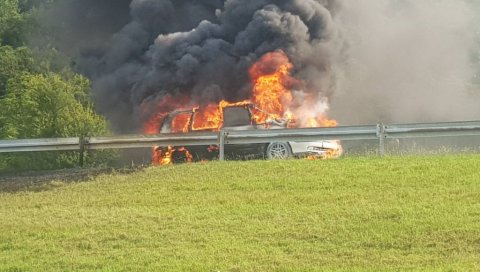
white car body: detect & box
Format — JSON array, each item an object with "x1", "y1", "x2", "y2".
[{"x1": 288, "y1": 141, "x2": 342, "y2": 158}]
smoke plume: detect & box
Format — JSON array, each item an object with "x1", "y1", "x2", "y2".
[
  {"x1": 74, "y1": 0, "x2": 343, "y2": 132},
  {"x1": 43, "y1": 0, "x2": 480, "y2": 132}
]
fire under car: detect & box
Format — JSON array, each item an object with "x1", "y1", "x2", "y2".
[{"x1": 156, "y1": 103, "x2": 342, "y2": 163}]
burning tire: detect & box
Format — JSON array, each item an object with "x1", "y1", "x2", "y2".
[
  {"x1": 266, "y1": 142, "x2": 292, "y2": 160},
  {"x1": 172, "y1": 147, "x2": 194, "y2": 164}
]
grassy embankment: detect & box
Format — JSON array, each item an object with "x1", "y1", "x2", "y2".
[{"x1": 0, "y1": 155, "x2": 479, "y2": 271}]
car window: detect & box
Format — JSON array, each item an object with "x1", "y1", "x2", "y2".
[
  {"x1": 223, "y1": 107, "x2": 252, "y2": 127},
  {"x1": 160, "y1": 112, "x2": 192, "y2": 134},
  {"x1": 171, "y1": 113, "x2": 192, "y2": 133},
  {"x1": 192, "y1": 105, "x2": 221, "y2": 131}
]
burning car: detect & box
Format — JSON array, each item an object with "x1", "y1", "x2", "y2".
[
  {"x1": 145, "y1": 51, "x2": 343, "y2": 165},
  {"x1": 154, "y1": 102, "x2": 342, "y2": 164}
]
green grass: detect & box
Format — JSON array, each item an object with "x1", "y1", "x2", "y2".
[{"x1": 0, "y1": 155, "x2": 479, "y2": 271}]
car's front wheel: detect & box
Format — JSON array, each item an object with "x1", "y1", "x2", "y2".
[{"x1": 266, "y1": 142, "x2": 292, "y2": 160}]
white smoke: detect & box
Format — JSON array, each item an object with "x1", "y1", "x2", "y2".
[{"x1": 330, "y1": 0, "x2": 480, "y2": 125}]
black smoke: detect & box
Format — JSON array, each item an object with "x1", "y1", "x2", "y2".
[
  {"x1": 33, "y1": 0, "x2": 131, "y2": 55},
  {"x1": 74, "y1": 0, "x2": 342, "y2": 132}
]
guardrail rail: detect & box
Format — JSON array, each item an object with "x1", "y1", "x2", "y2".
[{"x1": 1, "y1": 121, "x2": 480, "y2": 165}]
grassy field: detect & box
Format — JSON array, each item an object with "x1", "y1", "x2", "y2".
[{"x1": 0, "y1": 155, "x2": 479, "y2": 271}]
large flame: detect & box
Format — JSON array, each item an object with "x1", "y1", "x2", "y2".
[
  {"x1": 147, "y1": 50, "x2": 341, "y2": 165},
  {"x1": 249, "y1": 51, "x2": 294, "y2": 122}
]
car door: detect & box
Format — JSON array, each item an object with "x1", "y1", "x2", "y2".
[{"x1": 222, "y1": 106, "x2": 264, "y2": 157}]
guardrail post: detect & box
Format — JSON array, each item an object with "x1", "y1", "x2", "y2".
[
  {"x1": 79, "y1": 136, "x2": 85, "y2": 167},
  {"x1": 219, "y1": 130, "x2": 226, "y2": 161},
  {"x1": 377, "y1": 123, "x2": 386, "y2": 156}
]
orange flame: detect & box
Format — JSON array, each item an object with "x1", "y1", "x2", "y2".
[
  {"x1": 249, "y1": 51, "x2": 294, "y2": 122},
  {"x1": 172, "y1": 113, "x2": 191, "y2": 133},
  {"x1": 192, "y1": 104, "x2": 222, "y2": 131},
  {"x1": 152, "y1": 146, "x2": 174, "y2": 166},
  {"x1": 307, "y1": 147, "x2": 343, "y2": 161},
  {"x1": 307, "y1": 116, "x2": 338, "y2": 128},
  {"x1": 152, "y1": 146, "x2": 194, "y2": 166}
]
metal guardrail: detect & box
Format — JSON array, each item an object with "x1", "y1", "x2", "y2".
[
  {"x1": 1, "y1": 121, "x2": 480, "y2": 165},
  {"x1": 384, "y1": 121, "x2": 480, "y2": 138},
  {"x1": 223, "y1": 125, "x2": 379, "y2": 144},
  {"x1": 86, "y1": 132, "x2": 219, "y2": 150},
  {"x1": 0, "y1": 138, "x2": 80, "y2": 153}
]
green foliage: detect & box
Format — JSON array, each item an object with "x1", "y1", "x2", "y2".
[
  {"x1": 0, "y1": 0, "x2": 32, "y2": 47},
  {"x1": 0, "y1": 73, "x2": 108, "y2": 139},
  {"x1": 0, "y1": 45, "x2": 35, "y2": 97},
  {"x1": 0, "y1": 0, "x2": 21, "y2": 35},
  {"x1": 0, "y1": 73, "x2": 116, "y2": 170},
  {"x1": 0, "y1": 155, "x2": 479, "y2": 271}
]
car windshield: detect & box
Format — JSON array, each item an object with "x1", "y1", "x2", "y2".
[
  {"x1": 161, "y1": 112, "x2": 191, "y2": 133},
  {"x1": 223, "y1": 107, "x2": 252, "y2": 127}
]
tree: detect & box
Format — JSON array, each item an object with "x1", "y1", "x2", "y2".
[
  {"x1": 0, "y1": 45, "x2": 35, "y2": 97},
  {"x1": 0, "y1": 0, "x2": 21, "y2": 34},
  {"x1": 0, "y1": 73, "x2": 115, "y2": 170},
  {"x1": 0, "y1": 0, "x2": 30, "y2": 47}
]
